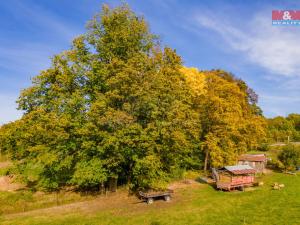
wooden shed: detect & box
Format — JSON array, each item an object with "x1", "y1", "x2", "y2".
[
  {"x1": 238, "y1": 154, "x2": 267, "y2": 173},
  {"x1": 212, "y1": 165, "x2": 256, "y2": 191}
]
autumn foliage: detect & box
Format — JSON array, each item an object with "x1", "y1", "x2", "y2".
[{"x1": 0, "y1": 4, "x2": 266, "y2": 191}]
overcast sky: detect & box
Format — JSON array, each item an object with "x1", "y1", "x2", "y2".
[{"x1": 1, "y1": 0, "x2": 300, "y2": 124}]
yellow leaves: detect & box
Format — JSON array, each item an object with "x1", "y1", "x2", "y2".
[
  {"x1": 1, "y1": 2, "x2": 271, "y2": 191},
  {"x1": 171, "y1": 130, "x2": 188, "y2": 149},
  {"x1": 198, "y1": 70, "x2": 267, "y2": 167},
  {"x1": 97, "y1": 108, "x2": 135, "y2": 130},
  {"x1": 180, "y1": 67, "x2": 206, "y2": 97},
  {"x1": 205, "y1": 133, "x2": 223, "y2": 167},
  {"x1": 27, "y1": 145, "x2": 49, "y2": 153}
]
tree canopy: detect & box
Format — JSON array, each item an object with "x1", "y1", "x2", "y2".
[
  {"x1": 267, "y1": 114, "x2": 300, "y2": 143},
  {"x1": 0, "y1": 4, "x2": 267, "y2": 191}
]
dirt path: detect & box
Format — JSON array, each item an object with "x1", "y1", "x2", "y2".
[
  {"x1": 0, "y1": 176, "x2": 25, "y2": 192},
  {"x1": 0, "y1": 161, "x2": 11, "y2": 169},
  {"x1": 4, "y1": 191, "x2": 141, "y2": 219},
  {"x1": 3, "y1": 179, "x2": 202, "y2": 220},
  {"x1": 0, "y1": 161, "x2": 25, "y2": 192}
]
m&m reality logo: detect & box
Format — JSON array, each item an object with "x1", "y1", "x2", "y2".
[{"x1": 272, "y1": 10, "x2": 300, "y2": 25}]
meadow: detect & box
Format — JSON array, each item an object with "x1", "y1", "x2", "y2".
[{"x1": 1, "y1": 172, "x2": 299, "y2": 225}]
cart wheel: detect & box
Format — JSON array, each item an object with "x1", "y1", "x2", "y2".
[
  {"x1": 164, "y1": 195, "x2": 171, "y2": 202},
  {"x1": 147, "y1": 198, "x2": 154, "y2": 204}
]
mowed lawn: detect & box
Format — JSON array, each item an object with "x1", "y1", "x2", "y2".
[{"x1": 1, "y1": 172, "x2": 299, "y2": 225}]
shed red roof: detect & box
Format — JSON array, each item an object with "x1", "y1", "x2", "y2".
[
  {"x1": 224, "y1": 165, "x2": 256, "y2": 175},
  {"x1": 238, "y1": 154, "x2": 266, "y2": 162},
  {"x1": 229, "y1": 169, "x2": 256, "y2": 175}
]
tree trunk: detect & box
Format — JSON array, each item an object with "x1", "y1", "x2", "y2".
[
  {"x1": 99, "y1": 182, "x2": 105, "y2": 194},
  {"x1": 109, "y1": 177, "x2": 117, "y2": 192},
  {"x1": 127, "y1": 162, "x2": 133, "y2": 185},
  {"x1": 204, "y1": 149, "x2": 209, "y2": 171}
]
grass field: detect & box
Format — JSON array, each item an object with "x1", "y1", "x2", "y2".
[{"x1": 0, "y1": 172, "x2": 299, "y2": 225}]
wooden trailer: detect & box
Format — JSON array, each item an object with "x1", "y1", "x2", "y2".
[
  {"x1": 139, "y1": 189, "x2": 173, "y2": 204},
  {"x1": 212, "y1": 165, "x2": 256, "y2": 191}
]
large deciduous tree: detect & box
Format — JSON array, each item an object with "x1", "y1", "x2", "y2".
[
  {"x1": 0, "y1": 4, "x2": 267, "y2": 190},
  {"x1": 1, "y1": 4, "x2": 199, "y2": 190},
  {"x1": 182, "y1": 68, "x2": 266, "y2": 169}
]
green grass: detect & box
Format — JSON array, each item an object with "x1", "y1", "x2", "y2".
[
  {"x1": 0, "y1": 167, "x2": 9, "y2": 176},
  {"x1": 1, "y1": 172, "x2": 299, "y2": 225},
  {"x1": 0, "y1": 190, "x2": 96, "y2": 215},
  {"x1": 0, "y1": 154, "x2": 9, "y2": 162}
]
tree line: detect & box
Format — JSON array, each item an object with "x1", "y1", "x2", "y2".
[
  {"x1": 267, "y1": 114, "x2": 300, "y2": 143},
  {"x1": 0, "y1": 4, "x2": 267, "y2": 191}
]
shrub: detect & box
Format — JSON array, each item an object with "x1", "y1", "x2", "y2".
[
  {"x1": 132, "y1": 155, "x2": 169, "y2": 190},
  {"x1": 267, "y1": 158, "x2": 284, "y2": 170},
  {"x1": 0, "y1": 167, "x2": 9, "y2": 176},
  {"x1": 257, "y1": 143, "x2": 270, "y2": 152},
  {"x1": 278, "y1": 145, "x2": 300, "y2": 171}
]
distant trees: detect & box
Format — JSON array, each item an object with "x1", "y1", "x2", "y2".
[
  {"x1": 0, "y1": 4, "x2": 267, "y2": 191},
  {"x1": 287, "y1": 114, "x2": 300, "y2": 141},
  {"x1": 267, "y1": 114, "x2": 300, "y2": 142}
]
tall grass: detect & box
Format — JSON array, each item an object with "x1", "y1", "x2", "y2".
[{"x1": 0, "y1": 190, "x2": 96, "y2": 215}]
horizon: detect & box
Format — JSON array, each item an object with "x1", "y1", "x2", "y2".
[{"x1": 1, "y1": 0, "x2": 300, "y2": 124}]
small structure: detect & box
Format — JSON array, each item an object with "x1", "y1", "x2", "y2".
[
  {"x1": 138, "y1": 189, "x2": 173, "y2": 204},
  {"x1": 238, "y1": 154, "x2": 267, "y2": 173},
  {"x1": 212, "y1": 165, "x2": 256, "y2": 191}
]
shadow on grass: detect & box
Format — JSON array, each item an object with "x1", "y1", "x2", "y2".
[{"x1": 195, "y1": 176, "x2": 217, "y2": 190}]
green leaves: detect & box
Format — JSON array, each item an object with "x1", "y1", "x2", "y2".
[
  {"x1": 268, "y1": 114, "x2": 300, "y2": 142},
  {"x1": 86, "y1": 4, "x2": 156, "y2": 62},
  {"x1": 0, "y1": 4, "x2": 267, "y2": 191},
  {"x1": 278, "y1": 145, "x2": 300, "y2": 171},
  {"x1": 132, "y1": 155, "x2": 168, "y2": 190},
  {"x1": 71, "y1": 159, "x2": 107, "y2": 188}
]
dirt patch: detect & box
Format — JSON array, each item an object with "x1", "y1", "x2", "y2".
[
  {"x1": 4, "y1": 190, "x2": 171, "y2": 220},
  {"x1": 3, "y1": 179, "x2": 203, "y2": 220},
  {"x1": 263, "y1": 169, "x2": 274, "y2": 174},
  {"x1": 0, "y1": 176, "x2": 25, "y2": 192},
  {"x1": 168, "y1": 179, "x2": 202, "y2": 190},
  {"x1": 0, "y1": 161, "x2": 12, "y2": 169}
]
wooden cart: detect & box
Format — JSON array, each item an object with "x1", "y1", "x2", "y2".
[{"x1": 138, "y1": 189, "x2": 174, "y2": 204}]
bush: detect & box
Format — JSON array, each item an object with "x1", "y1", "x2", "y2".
[
  {"x1": 257, "y1": 143, "x2": 270, "y2": 152},
  {"x1": 0, "y1": 167, "x2": 9, "y2": 176},
  {"x1": 278, "y1": 145, "x2": 300, "y2": 171},
  {"x1": 71, "y1": 159, "x2": 107, "y2": 189},
  {"x1": 267, "y1": 158, "x2": 284, "y2": 170},
  {"x1": 132, "y1": 155, "x2": 169, "y2": 190}
]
